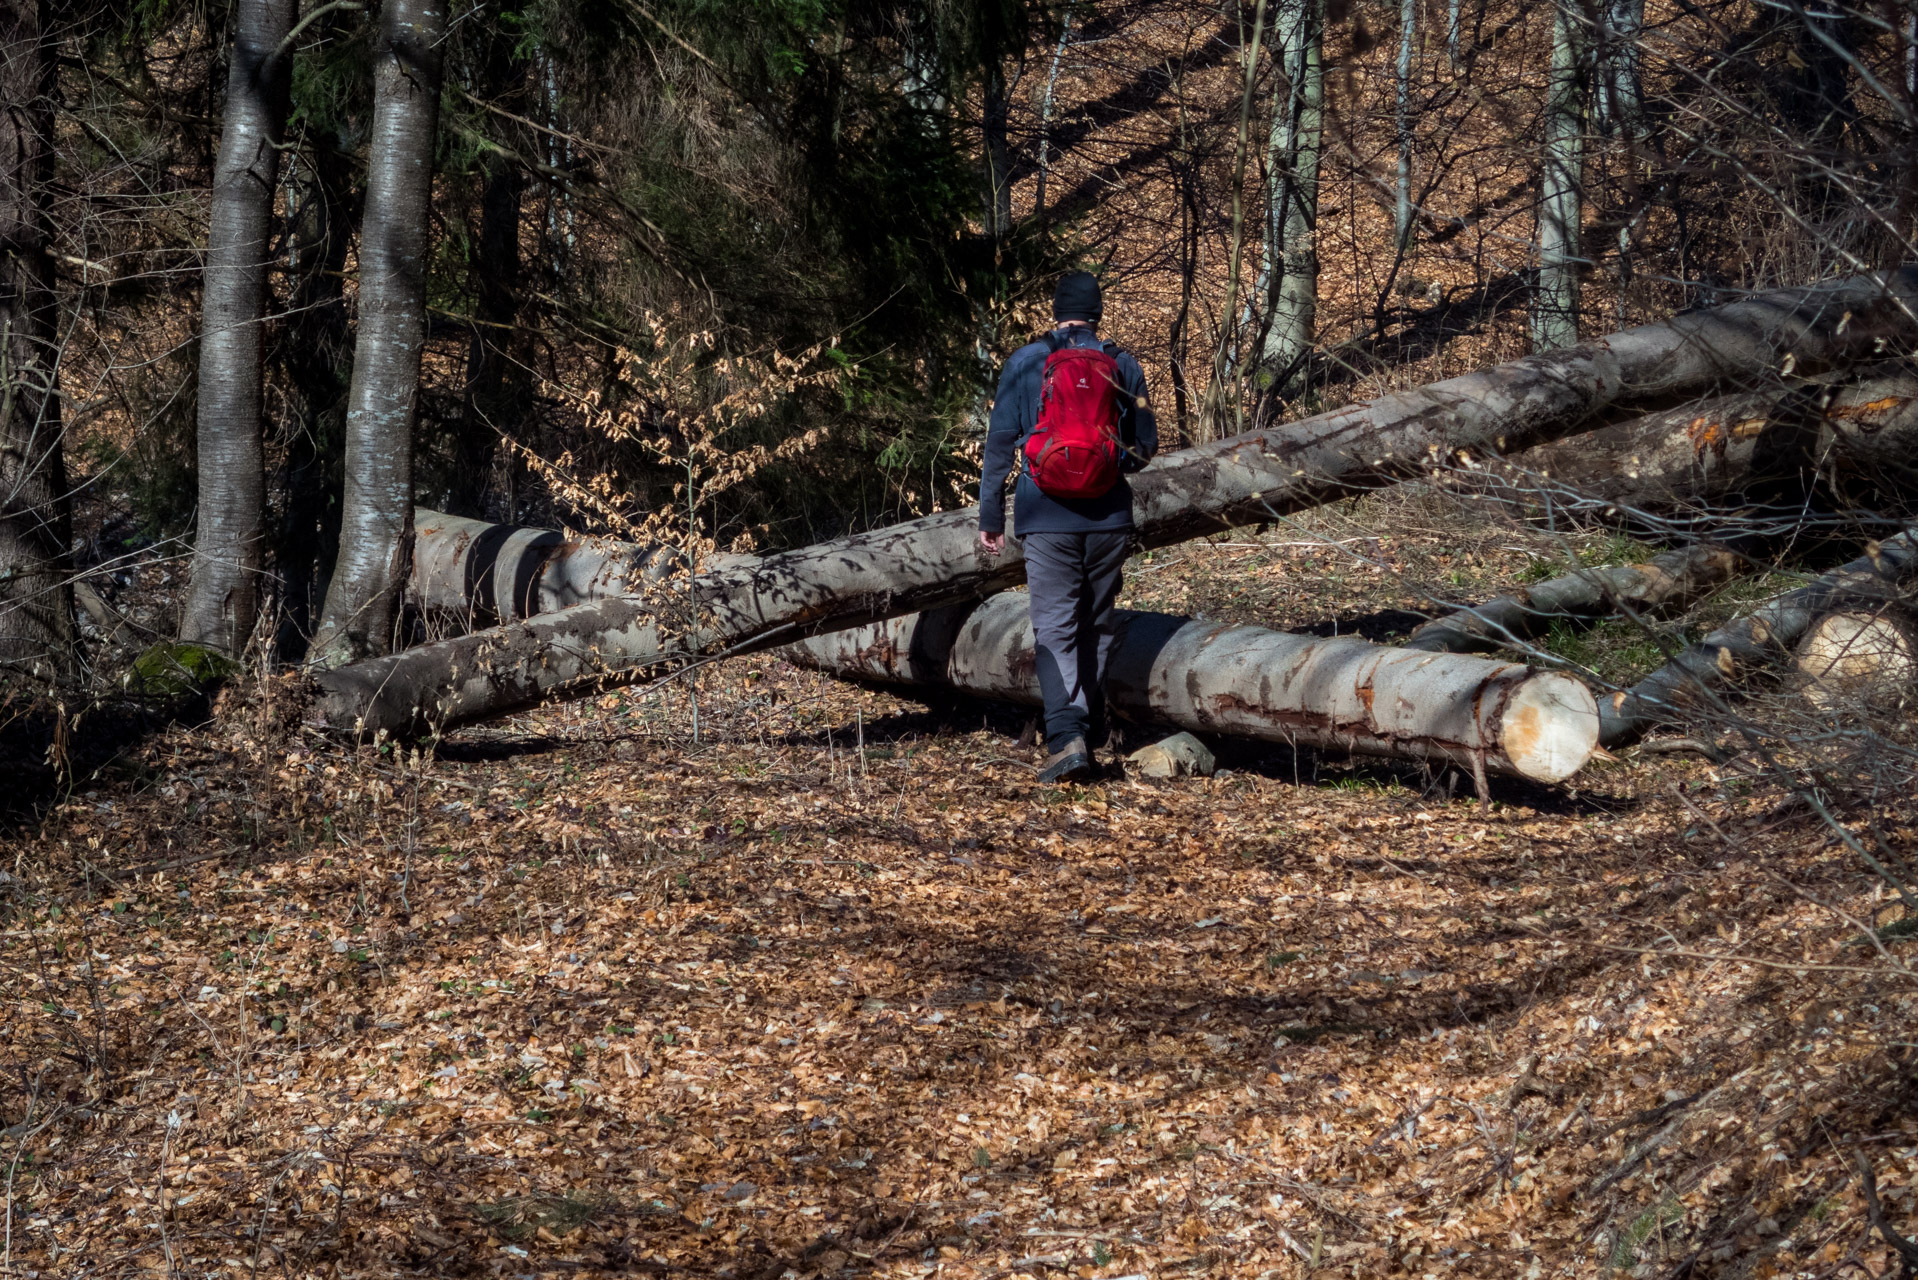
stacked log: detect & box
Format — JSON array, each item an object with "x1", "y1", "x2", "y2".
[
  {"x1": 410, "y1": 508, "x2": 742, "y2": 624},
  {"x1": 315, "y1": 271, "x2": 1918, "y2": 736},
  {"x1": 1600, "y1": 529, "x2": 1918, "y2": 746},
  {"x1": 788, "y1": 595, "x2": 1599, "y2": 783},
  {"x1": 1795, "y1": 612, "x2": 1918, "y2": 711},
  {"x1": 1461, "y1": 366, "x2": 1918, "y2": 522},
  {"x1": 1404, "y1": 542, "x2": 1742, "y2": 655}
]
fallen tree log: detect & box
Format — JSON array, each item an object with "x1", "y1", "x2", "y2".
[
  {"x1": 1461, "y1": 365, "x2": 1918, "y2": 522},
  {"x1": 786, "y1": 594, "x2": 1599, "y2": 783},
  {"x1": 1795, "y1": 610, "x2": 1918, "y2": 711},
  {"x1": 1403, "y1": 542, "x2": 1742, "y2": 655},
  {"x1": 410, "y1": 508, "x2": 740, "y2": 623},
  {"x1": 1599, "y1": 529, "x2": 1918, "y2": 746},
  {"x1": 317, "y1": 271, "x2": 1918, "y2": 735}
]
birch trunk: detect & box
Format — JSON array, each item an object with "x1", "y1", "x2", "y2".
[
  {"x1": 1258, "y1": 0, "x2": 1323, "y2": 399},
  {"x1": 1033, "y1": 6, "x2": 1074, "y2": 222},
  {"x1": 312, "y1": 0, "x2": 446, "y2": 668},
  {"x1": 1599, "y1": 529, "x2": 1918, "y2": 745},
  {"x1": 0, "y1": 0, "x2": 75, "y2": 685},
  {"x1": 1404, "y1": 542, "x2": 1741, "y2": 654},
  {"x1": 314, "y1": 272, "x2": 1918, "y2": 735},
  {"x1": 1394, "y1": 0, "x2": 1416, "y2": 254},
  {"x1": 1532, "y1": 0, "x2": 1587, "y2": 352},
  {"x1": 786, "y1": 595, "x2": 1598, "y2": 783},
  {"x1": 181, "y1": 0, "x2": 296, "y2": 656},
  {"x1": 1596, "y1": 0, "x2": 1643, "y2": 136}
]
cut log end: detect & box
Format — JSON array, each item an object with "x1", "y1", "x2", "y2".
[
  {"x1": 1796, "y1": 611, "x2": 1917, "y2": 710},
  {"x1": 1498, "y1": 671, "x2": 1600, "y2": 783}
]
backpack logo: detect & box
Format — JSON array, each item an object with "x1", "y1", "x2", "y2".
[{"x1": 1025, "y1": 346, "x2": 1124, "y2": 501}]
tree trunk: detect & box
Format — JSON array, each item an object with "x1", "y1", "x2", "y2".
[
  {"x1": 0, "y1": 0, "x2": 75, "y2": 686},
  {"x1": 1599, "y1": 528, "x2": 1918, "y2": 746},
  {"x1": 785, "y1": 595, "x2": 1599, "y2": 784},
  {"x1": 180, "y1": 0, "x2": 296, "y2": 657},
  {"x1": 1258, "y1": 0, "x2": 1323, "y2": 400},
  {"x1": 1033, "y1": 6, "x2": 1074, "y2": 224},
  {"x1": 983, "y1": 61, "x2": 1012, "y2": 241},
  {"x1": 1393, "y1": 0, "x2": 1416, "y2": 254},
  {"x1": 311, "y1": 0, "x2": 446, "y2": 668},
  {"x1": 1595, "y1": 0, "x2": 1643, "y2": 136},
  {"x1": 1404, "y1": 542, "x2": 1742, "y2": 654},
  {"x1": 1461, "y1": 367, "x2": 1918, "y2": 520},
  {"x1": 1531, "y1": 0, "x2": 1587, "y2": 352},
  {"x1": 313, "y1": 272, "x2": 1918, "y2": 735},
  {"x1": 275, "y1": 138, "x2": 356, "y2": 662}
]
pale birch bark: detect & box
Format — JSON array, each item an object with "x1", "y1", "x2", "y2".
[
  {"x1": 1258, "y1": 0, "x2": 1323, "y2": 398},
  {"x1": 181, "y1": 0, "x2": 296, "y2": 656},
  {"x1": 1532, "y1": 0, "x2": 1588, "y2": 352},
  {"x1": 313, "y1": 272, "x2": 1918, "y2": 735},
  {"x1": 1394, "y1": 0, "x2": 1416, "y2": 254},
  {"x1": 312, "y1": 0, "x2": 446, "y2": 668},
  {"x1": 409, "y1": 508, "x2": 742, "y2": 624},
  {"x1": 1033, "y1": 5, "x2": 1074, "y2": 222},
  {"x1": 1599, "y1": 528, "x2": 1918, "y2": 745},
  {"x1": 786, "y1": 595, "x2": 1599, "y2": 783},
  {"x1": 1596, "y1": 0, "x2": 1643, "y2": 137}
]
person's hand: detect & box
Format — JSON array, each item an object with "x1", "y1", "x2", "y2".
[{"x1": 978, "y1": 530, "x2": 1005, "y2": 555}]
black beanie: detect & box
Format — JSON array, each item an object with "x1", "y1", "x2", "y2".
[{"x1": 1053, "y1": 270, "x2": 1103, "y2": 324}]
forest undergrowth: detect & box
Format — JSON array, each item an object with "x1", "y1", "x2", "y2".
[{"x1": 3, "y1": 497, "x2": 1916, "y2": 1280}]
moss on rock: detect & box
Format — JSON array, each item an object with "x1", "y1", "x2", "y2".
[{"x1": 128, "y1": 643, "x2": 238, "y2": 702}]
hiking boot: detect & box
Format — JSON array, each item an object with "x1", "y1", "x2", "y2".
[{"x1": 1038, "y1": 737, "x2": 1093, "y2": 784}]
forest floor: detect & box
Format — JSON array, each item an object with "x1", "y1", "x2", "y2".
[{"x1": 4, "y1": 491, "x2": 1917, "y2": 1280}]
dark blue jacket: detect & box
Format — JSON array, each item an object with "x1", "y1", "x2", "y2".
[{"x1": 979, "y1": 325, "x2": 1159, "y2": 536}]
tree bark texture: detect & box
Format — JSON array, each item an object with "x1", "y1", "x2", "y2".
[
  {"x1": 312, "y1": 0, "x2": 446, "y2": 668},
  {"x1": 784, "y1": 595, "x2": 1599, "y2": 783},
  {"x1": 1459, "y1": 367, "x2": 1918, "y2": 522},
  {"x1": 181, "y1": 0, "x2": 296, "y2": 656},
  {"x1": 1599, "y1": 528, "x2": 1918, "y2": 746},
  {"x1": 1404, "y1": 541, "x2": 1742, "y2": 654},
  {"x1": 315, "y1": 272, "x2": 1918, "y2": 735},
  {"x1": 0, "y1": 0, "x2": 75, "y2": 684},
  {"x1": 1531, "y1": 0, "x2": 1587, "y2": 352},
  {"x1": 1258, "y1": 0, "x2": 1323, "y2": 399},
  {"x1": 275, "y1": 138, "x2": 356, "y2": 661},
  {"x1": 983, "y1": 62, "x2": 1012, "y2": 241}
]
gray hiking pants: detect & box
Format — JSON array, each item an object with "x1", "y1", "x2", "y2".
[{"x1": 1023, "y1": 530, "x2": 1131, "y2": 754}]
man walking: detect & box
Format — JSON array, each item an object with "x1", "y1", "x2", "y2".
[{"x1": 978, "y1": 271, "x2": 1159, "y2": 783}]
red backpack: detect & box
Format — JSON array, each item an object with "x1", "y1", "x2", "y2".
[{"x1": 1023, "y1": 339, "x2": 1124, "y2": 500}]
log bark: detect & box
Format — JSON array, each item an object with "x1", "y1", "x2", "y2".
[
  {"x1": 181, "y1": 0, "x2": 296, "y2": 656},
  {"x1": 409, "y1": 508, "x2": 741, "y2": 625},
  {"x1": 1403, "y1": 542, "x2": 1742, "y2": 654},
  {"x1": 1600, "y1": 529, "x2": 1918, "y2": 745},
  {"x1": 315, "y1": 273, "x2": 1918, "y2": 735},
  {"x1": 311, "y1": 0, "x2": 446, "y2": 668},
  {"x1": 785, "y1": 595, "x2": 1598, "y2": 783},
  {"x1": 1464, "y1": 366, "x2": 1918, "y2": 520},
  {"x1": 1795, "y1": 610, "x2": 1917, "y2": 711}
]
